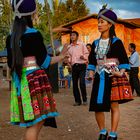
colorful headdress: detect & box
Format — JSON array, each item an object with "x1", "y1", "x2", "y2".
[
  {"x1": 98, "y1": 5, "x2": 117, "y2": 24},
  {"x1": 12, "y1": 0, "x2": 36, "y2": 18}
]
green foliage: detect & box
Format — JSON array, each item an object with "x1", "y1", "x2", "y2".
[
  {"x1": 0, "y1": 0, "x2": 12, "y2": 50},
  {"x1": 51, "y1": 0, "x2": 89, "y2": 39},
  {"x1": 35, "y1": 0, "x2": 89, "y2": 44},
  {"x1": 52, "y1": 0, "x2": 89, "y2": 27},
  {"x1": 35, "y1": 0, "x2": 50, "y2": 45},
  {"x1": 102, "y1": 3, "x2": 108, "y2": 9},
  {"x1": 0, "y1": 0, "x2": 89, "y2": 49}
]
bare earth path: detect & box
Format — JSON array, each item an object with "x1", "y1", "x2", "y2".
[{"x1": 0, "y1": 75, "x2": 140, "y2": 140}]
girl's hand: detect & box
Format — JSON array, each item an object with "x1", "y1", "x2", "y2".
[
  {"x1": 86, "y1": 70, "x2": 95, "y2": 81},
  {"x1": 111, "y1": 71, "x2": 124, "y2": 77},
  {"x1": 86, "y1": 77, "x2": 93, "y2": 81}
]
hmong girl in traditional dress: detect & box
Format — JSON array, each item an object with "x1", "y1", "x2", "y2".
[
  {"x1": 87, "y1": 6, "x2": 133, "y2": 140},
  {"x1": 6, "y1": 0, "x2": 68, "y2": 140}
]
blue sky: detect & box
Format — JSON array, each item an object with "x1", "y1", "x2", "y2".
[{"x1": 39, "y1": 0, "x2": 140, "y2": 19}]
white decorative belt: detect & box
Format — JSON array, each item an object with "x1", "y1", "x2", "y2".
[
  {"x1": 96, "y1": 58, "x2": 119, "y2": 74},
  {"x1": 23, "y1": 56, "x2": 39, "y2": 70},
  {"x1": 25, "y1": 66, "x2": 39, "y2": 70},
  {"x1": 97, "y1": 58, "x2": 119, "y2": 66}
]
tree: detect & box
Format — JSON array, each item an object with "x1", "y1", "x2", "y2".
[
  {"x1": 73, "y1": 0, "x2": 89, "y2": 17},
  {"x1": 0, "y1": 0, "x2": 89, "y2": 50},
  {"x1": 52, "y1": 0, "x2": 89, "y2": 27},
  {"x1": 44, "y1": 0, "x2": 55, "y2": 56},
  {"x1": 34, "y1": 0, "x2": 50, "y2": 45},
  {"x1": 0, "y1": 0, "x2": 12, "y2": 50},
  {"x1": 51, "y1": 0, "x2": 89, "y2": 39}
]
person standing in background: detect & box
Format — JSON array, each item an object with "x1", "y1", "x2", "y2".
[
  {"x1": 59, "y1": 62, "x2": 72, "y2": 88},
  {"x1": 85, "y1": 43, "x2": 93, "y2": 84},
  {"x1": 67, "y1": 31, "x2": 89, "y2": 106},
  {"x1": 128, "y1": 43, "x2": 140, "y2": 96},
  {"x1": 86, "y1": 43, "x2": 92, "y2": 53}
]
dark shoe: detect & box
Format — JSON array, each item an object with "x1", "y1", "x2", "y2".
[
  {"x1": 73, "y1": 102, "x2": 81, "y2": 106},
  {"x1": 98, "y1": 133, "x2": 108, "y2": 140},
  {"x1": 108, "y1": 136, "x2": 117, "y2": 140}
]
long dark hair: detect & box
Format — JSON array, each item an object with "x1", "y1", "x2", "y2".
[
  {"x1": 108, "y1": 24, "x2": 116, "y2": 52},
  {"x1": 11, "y1": 15, "x2": 33, "y2": 79},
  {"x1": 104, "y1": 24, "x2": 116, "y2": 48},
  {"x1": 109, "y1": 25, "x2": 116, "y2": 39}
]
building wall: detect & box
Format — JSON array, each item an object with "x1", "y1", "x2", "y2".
[{"x1": 61, "y1": 18, "x2": 140, "y2": 55}]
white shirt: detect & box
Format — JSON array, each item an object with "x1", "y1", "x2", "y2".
[
  {"x1": 95, "y1": 38, "x2": 109, "y2": 59},
  {"x1": 129, "y1": 51, "x2": 140, "y2": 67}
]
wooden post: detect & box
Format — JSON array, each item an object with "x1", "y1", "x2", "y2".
[
  {"x1": 44, "y1": 1, "x2": 59, "y2": 93},
  {"x1": 44, "y1": 0, "x2": 56, "y2": 56}
]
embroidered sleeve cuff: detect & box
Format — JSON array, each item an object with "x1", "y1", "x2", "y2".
[
  {"x1": 87, "y1": 64, "x2": 96, "y2": 71},
  {"x1": 41, "y1": 55, "x2": 51, "y2": 69},
  {"x1": 118, "y1": 64, "x2": 130, "y2": 70}
]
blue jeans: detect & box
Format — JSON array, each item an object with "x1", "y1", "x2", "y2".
[{"x1": 64, "y1": 75, "x2": 72, "y2": 88}]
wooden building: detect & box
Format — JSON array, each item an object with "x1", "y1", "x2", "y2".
[{"x1": 53, "y1": 14, "x2": 140, "y2": 55}]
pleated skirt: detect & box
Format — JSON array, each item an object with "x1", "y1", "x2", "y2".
[{"x1": 11, "y1": 69, "x2": 59, "y2": 127}]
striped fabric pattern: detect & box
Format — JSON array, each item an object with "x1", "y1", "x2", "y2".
[{"x1": 11, "y1": 69, "x2": 59, "y2": 127}]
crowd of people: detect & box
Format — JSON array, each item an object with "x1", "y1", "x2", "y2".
[{"x1": 4, "y1": 0, "x2": 139, "y2": 140}]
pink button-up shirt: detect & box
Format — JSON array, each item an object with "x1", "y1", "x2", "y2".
[{"x1": 68, "y1": 41, "x2": 89, "y2": 66}]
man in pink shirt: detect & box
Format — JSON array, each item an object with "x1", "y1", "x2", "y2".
[{"x1": 67, "y1": 31, "x2": 89, "y2": 106}]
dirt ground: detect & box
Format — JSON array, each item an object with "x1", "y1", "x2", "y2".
[{"x1": 0, "y1": 71, "x2": 140, "y2": 140}]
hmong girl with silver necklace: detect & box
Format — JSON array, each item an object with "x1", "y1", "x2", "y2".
[
  {"x1": 6, "y1": 0, "x2": 68, "y2": 140},
  {"x1": 87, "y1": 6, "x2": 133, "y2": 140}
]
